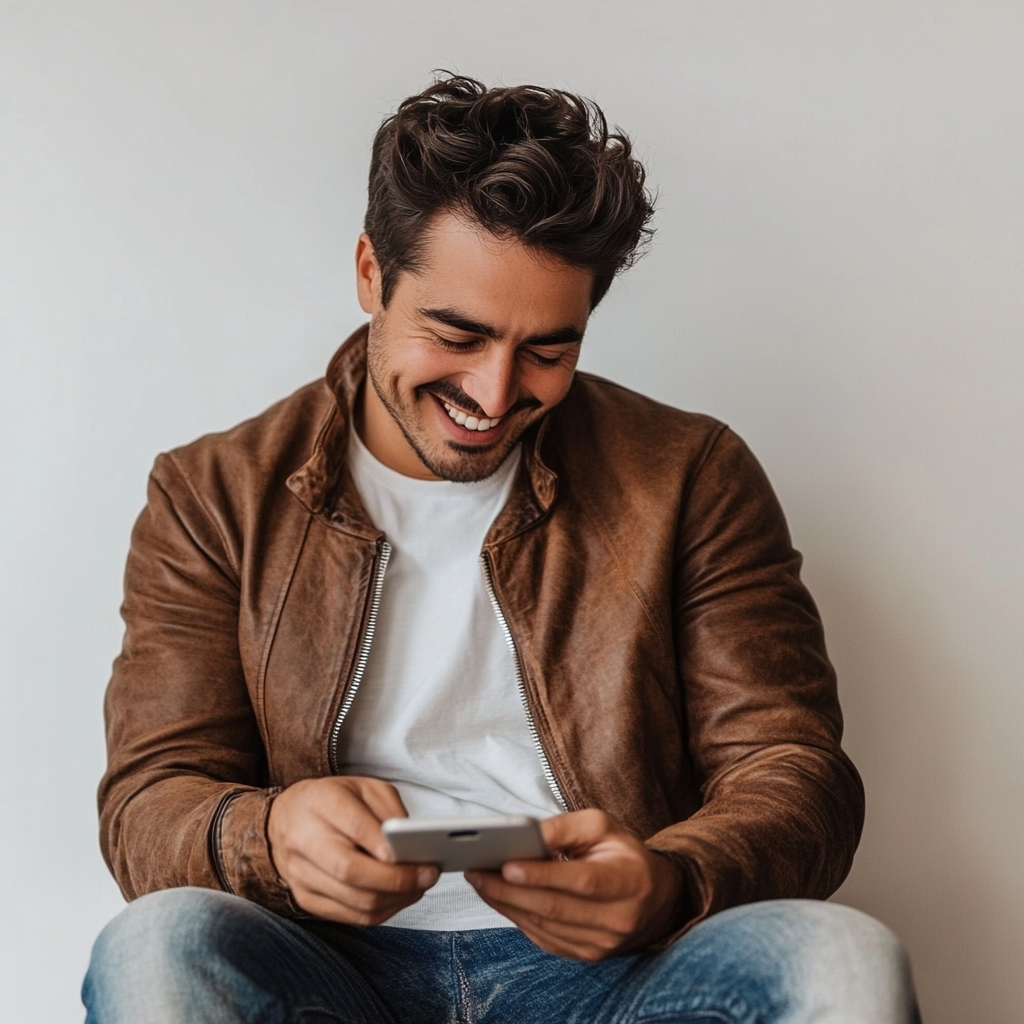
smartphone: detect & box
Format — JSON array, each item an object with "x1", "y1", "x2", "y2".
[{"x1": 381, "y1": 814, "x2": 550, "y2": 872}]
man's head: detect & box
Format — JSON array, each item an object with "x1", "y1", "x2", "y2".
[{"x1": 355, "y1": 74, "x2": 654, "y2": 482}]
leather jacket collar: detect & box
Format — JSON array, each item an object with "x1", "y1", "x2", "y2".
[{"x1": 286, "y1": 324, "x2": 559, "y2": 544}]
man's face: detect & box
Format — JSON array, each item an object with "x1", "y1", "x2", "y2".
[{"x1": 355, "y1": 212, "x2": 593, "y2": 482}]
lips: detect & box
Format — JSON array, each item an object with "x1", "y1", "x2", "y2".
[
  {"x1": 440, "y1": 400, "x2": 502, "y2": 432},
  {"x1": 428, "y1": 393, "x2": 506, "y2": 443}
]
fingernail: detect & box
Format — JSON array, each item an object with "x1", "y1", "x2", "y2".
[
  {"x1": 416, "y1": 867, "x2": 435, "y2": 888},
  {"x1": 504, "y1": 865, "x2": 525, "y2": 884}
]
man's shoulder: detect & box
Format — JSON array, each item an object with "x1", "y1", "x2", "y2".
[
  {"x1": 153, "y1": 376, "x2": 333, "y2": 503},
  {"x1": 555, "y1": 371, "x2": 730, "y2": 473},
  {"x1": 551, "y1": 372, "x2": 783, "y2": 551}
]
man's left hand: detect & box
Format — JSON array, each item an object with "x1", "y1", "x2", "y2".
[{"x1": 465, "y1": 809, "x2": 685, "y2": 961}]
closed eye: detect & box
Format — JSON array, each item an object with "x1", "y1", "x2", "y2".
[
  {"x1": 434, "y1": 335, "x2": 482, "y2": 353},
  {"x1": 523, "y1": 348, "x2": 568, "y2": 367},
  {"x1": 433, "y1": 333, "x2": 575, "y2": 368}
]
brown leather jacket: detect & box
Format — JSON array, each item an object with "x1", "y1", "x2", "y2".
[{"x1": 100, "y1": 325, "x2": 864, "y2": 940}]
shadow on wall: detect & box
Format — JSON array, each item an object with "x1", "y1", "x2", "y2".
[{"x1": 817, "y1": 564, "x2": 1023, "y2": 1024}]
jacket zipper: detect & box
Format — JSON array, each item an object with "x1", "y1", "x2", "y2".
[
  {"x1": 329, "y1": 538, "x2": 392, "y2": 774},
  {"x1": 480, "y1": 552, "x2": 567, "y2": 811}
]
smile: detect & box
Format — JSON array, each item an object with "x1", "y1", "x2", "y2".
[{"x1": 441, "y1": 401, "x2": 503, "y2": 433}]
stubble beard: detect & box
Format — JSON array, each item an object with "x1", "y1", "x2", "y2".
[{"x1": 365, "y1": 335, "x2": 535, "y2": 484}]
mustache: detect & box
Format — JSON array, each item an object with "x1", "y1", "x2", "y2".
[{"x1": 417, "y1": 380, "x2": 541, "y2": 419}]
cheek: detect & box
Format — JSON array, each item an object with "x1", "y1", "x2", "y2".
[
  {"x1": 389, "y1": 339, "x2": 458, "y2": 391},
  {"x1": 524, "y1": 365, "x2": 577, "y2": 408}
]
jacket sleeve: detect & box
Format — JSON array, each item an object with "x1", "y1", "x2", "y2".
[
  {"x1": 647, "y1": 426, "x2": 865, "y2": 940},
  {"x1": 98, "y1": 452, "x2": 294, "y2": 913}
]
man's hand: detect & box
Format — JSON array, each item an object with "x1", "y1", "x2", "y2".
[
  {"x1": 267, "y1": 776, "x2": 439, "y2": 924},
  {"x1": 465, "y1": 809, "x2": 685, "y2": 961}
]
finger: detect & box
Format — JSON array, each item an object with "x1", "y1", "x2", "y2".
[
  {"x1": 347, "y1": 777, "x2": 409, "y2": 824},
  {"x1": 475, "y1": 893, "x2": 615, "y2": 962},
  {"x1": 514, "y1": 909, "x2": 627, "y2": 956},
  {"x1": 294, "y1": 858, "x2": 432, "y2": 915},
  {"x1": 286, "y1": 851, "x2": 435, "y2": 925},
  {"x1": 298, "y1": 839, "x2": 438, "y2": 895},
  {"x1": 539, "y1": 809, "x2": 620, "y2": 854},
  {"x1": 498, "y1": 856, "x2": 638, "y2": 901},
  {"x1": 291, "y1": 881, "x2": 425, "y2": 927},
  {"x1": 516, "y1": 921, "x2": 609, "y2": 962},
  {"x1": 467, "y1": 870, "x2": 636, "y2": 928},
  {"x1": 314, "y1": 783, "x2": 398, "y2": 861}
]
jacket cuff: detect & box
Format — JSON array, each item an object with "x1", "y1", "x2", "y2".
[
  {"x1": 211, "y1": 788, "x2": 299, "y2": 916},
  {"x1": 641, "y1": 841, "x2": 718, "y2": 949}
]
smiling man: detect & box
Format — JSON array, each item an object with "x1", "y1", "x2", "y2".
[
  {"x1": 84, "y1": 76, "x2": 920, "y2": 1023},
  {"x1": 356, "y1": 213, "x2": 591, "y2": 484}
]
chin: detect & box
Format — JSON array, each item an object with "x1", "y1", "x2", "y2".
[{"x1": 418, "y1": 439, "x2": 514, "y2": 483}]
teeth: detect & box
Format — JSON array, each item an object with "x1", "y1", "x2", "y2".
[{"x1": 442, "y1": 400, "x2": 501, "y2": 431}]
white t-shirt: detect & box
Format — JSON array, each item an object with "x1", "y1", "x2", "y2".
[{"x1": 337, "y1": 429, "x2": 564, "y2": 930}]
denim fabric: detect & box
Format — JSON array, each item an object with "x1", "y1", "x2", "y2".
[{"x1": 83, "y1": 888, "x2": 920, "y2": 1024}]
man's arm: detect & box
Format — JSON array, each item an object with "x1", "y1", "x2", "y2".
[
  {"x1": 99, "y1": 452, "x2": 295, "y2": 911},
  {"x1": 470, "y1": 426, "x2": 863, "y2": 957},
  {"x1": 99, "y1": 453, "x2": 437, "y2": 919},
  {"x1": 649, "y1": 425, "x2": 864, "y2": 940}
]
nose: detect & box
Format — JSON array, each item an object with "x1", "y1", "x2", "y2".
[{"x1": 460, "y1": 345, "x2": 520, "y2": 419}]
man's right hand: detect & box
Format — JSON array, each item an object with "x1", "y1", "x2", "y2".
[{"x1": 267, "y1": 776, "x2": 439, "y2": 924}]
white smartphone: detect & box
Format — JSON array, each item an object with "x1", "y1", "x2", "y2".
[{"x1": 381, "y1": 814, "x2": 550, "y2": 872}]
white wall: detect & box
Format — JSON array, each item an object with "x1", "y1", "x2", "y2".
[{"x1": 1, "y1": 2, "x2": 1020, "y2": 1021}]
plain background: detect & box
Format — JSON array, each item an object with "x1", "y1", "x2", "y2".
[{"x1": 1, "y1": 1, "x2": 1021, "y2": 1021}]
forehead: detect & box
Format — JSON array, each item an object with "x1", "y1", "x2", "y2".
[{"x1": 400, "y1": 211, "x2": 593, "y2": 329}]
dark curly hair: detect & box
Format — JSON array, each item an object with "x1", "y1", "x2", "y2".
[{"x1": 364, "y1": 73, "x2": 655, "y2": 309}]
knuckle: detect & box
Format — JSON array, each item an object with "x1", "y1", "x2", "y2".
[
  {"x1": 379, "y1": 870, "x2": 405, "y2": 895},
  {"x1": 527, "y1": 909, "x2": 548, "y2": 929},
  {"x1": 373, "y1": 889, "x2": 402, "y2": 910},
  {"x1": 290, "y1": 889, "x2": 317, "y2": 915},
  {"x1": 399, "y1": 868, "x2": 423, "y2": 891},
  {"x1": 611, "y1": 912, "x2": 638, "y2": 935},
  {"x1": 539, "y1": 895, "x2": 561, "y2": 919},
  {"x1": 351, "y1": 889, "x2": 381, "y2": 912},
  {"x1": 332, "y1": 856, "x2": 356, "y2": 884}
]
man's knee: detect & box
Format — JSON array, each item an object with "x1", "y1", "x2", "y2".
[
  {"x1": 735, "y1": 902, "x2": 909, "y2": 980},
  {"x1": 90, "y1": 887, "x2": 251, "y2": 972},
  {"x1": 84, "y1": 888, "x2": 269, "y2": 1023},
  {"x1": 774, "y1": 901, "x2": 918, "y2": 1020},
  {"x1": 685, "y1": 899, "x2": 919, "y2": 1023}
]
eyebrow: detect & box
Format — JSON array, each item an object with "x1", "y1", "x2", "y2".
[{"x1": 418, "y1": 307, "x2": 584, "y2": 346}]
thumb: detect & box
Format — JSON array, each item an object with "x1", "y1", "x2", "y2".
[{"x1": 540, "y1": 809, "x2": 620, "y2": 855}]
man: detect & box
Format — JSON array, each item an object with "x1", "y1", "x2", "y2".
[{"x1": 84, "y1": 75, "x2": 920, "y2": 1022}]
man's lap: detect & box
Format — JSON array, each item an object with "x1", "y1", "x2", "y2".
[{"x1": 83, "y1": 888, "x2": 919, "y2": 1024}]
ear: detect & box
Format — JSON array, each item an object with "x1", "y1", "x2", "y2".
[{"x1": 355, "y1": 233, "x2": 382, "y2": 315}]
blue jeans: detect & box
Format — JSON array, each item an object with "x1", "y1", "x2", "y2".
[{"x1": 83, "y1": 888, "x2": 920, "y2": 1023}]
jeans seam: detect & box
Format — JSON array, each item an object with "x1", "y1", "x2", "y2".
[{"x1": 453, "y1": 932, "x2": 472, "y2": 1024}]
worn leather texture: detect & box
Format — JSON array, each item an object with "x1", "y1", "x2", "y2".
[{"x1": 100, "y1": 324, "x2": 865, "y2": 938}]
